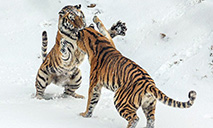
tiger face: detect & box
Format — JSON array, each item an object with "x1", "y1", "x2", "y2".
[{"x1": 58, "y1": 4, "x2": 86, "y2": 41}]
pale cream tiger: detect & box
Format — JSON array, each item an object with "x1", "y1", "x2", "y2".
[{"x1": 35, "y1": 5, "x2": 127, "y2": 100}]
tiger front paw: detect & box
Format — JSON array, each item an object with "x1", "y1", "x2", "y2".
[
  {"x1": 80, "y1": 112, "x2": 92, "y2": 118},
  {"x1": 63, "y1": 92, "x2": 85, "y2": 99},
  {"x1": 110, "y1": 21, "x2": 127, "y2": 38},
  {"x1": 72, "y1": 93, "x2": 85, "y2": 99}
]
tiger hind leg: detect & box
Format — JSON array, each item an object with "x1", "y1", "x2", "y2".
[
  {"x1": 117, "y1": 107, "x2": 139, "y2": 128},
  {"x1": 127, "y1": 118, "x2": 139, "y2": 128},
  {"x1": 63, "y1": 68, "x2": 84, "y2": 99},
  {"x1": 35, "y1": 69, "x2": 52, "y2": 100},
  {"x1": 142, "y1": 99, "x2": 156, "y2": 128},
  {"x1": 114, "y1": 90, "x2": 139, "y2": 128}
]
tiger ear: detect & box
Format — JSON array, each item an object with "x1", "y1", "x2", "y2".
[
  {"x1": 89, "y1": 23, "x2": 95, "y2": 29},
  {"x1": 58, "y1": 10, "x2": 64, "y2": 16},
  {"x1": 74, "y1": 4, "x2": 81, "y2": 9}
]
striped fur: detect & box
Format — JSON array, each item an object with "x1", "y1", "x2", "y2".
[
  {"x1": 77, "y1": 16, "x2": 196, "y2": 128},
  {"x1": 41, "y1": 31, "x2": 48, "y2": 62},
  {"x1": 36, "y1": 5, "x2": 127, "y2": 100},
  {"x1": 35, "y1": 5, "x2": 86, "y2": 100}
]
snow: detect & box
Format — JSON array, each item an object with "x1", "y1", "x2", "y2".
[{"x1": 0, "y1": 0, "x2": 213, "y2": 128}]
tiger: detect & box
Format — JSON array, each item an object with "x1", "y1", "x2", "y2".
[
  {"x1": 76, "y1": 16, "x2": 197, "y2": 128},
  {"x1": 35, "y1": 5, "x2": 127, "y2": 100}
]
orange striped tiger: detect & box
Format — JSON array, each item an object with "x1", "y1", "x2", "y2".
[
  {"x1": 76, "y1": 16, "x2": 196, "y2": 128},
  {"x1": 35, "y1": 5, "x2": 127, "y2": 100}
]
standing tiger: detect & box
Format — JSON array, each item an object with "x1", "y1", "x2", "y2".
[
  {"x1": 35, "y1": 5, "x2": 127, "y2": 99},
  {"x1": 75, "y1": 16, "x2": 196, "y2": 128}
]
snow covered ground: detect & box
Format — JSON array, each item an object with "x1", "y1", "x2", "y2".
[{"x1": 0, "y1": 0, "x2": 213, "y2": 128}]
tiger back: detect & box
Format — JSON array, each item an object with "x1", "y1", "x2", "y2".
[{"x1": 77, "y1": 16, "x2": 196, "y2": 128}]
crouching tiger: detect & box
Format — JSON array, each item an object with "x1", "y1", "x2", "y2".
[
  {"x1": 35, "y1": 5, "x2": 127, "y2": 99},
  {"x1": 76, "y1": 16, "x2": 196, "y2": 128}
]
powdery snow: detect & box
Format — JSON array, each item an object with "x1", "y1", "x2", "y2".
[{"x1": 0, "y1": 0, "x2": 213, "y2": 128}]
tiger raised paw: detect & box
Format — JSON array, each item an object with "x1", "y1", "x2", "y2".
[{"x1": 108, "y1": 20, "x2": 127, "y2": 38}]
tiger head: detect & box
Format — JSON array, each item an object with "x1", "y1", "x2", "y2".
[{"x1": 58, "y1": 4, "x2": 86, "y2": 42}]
